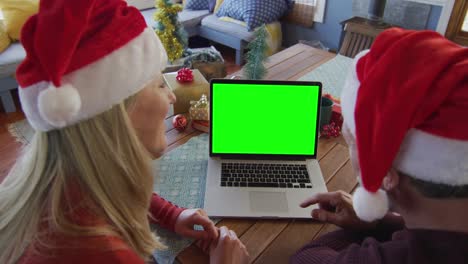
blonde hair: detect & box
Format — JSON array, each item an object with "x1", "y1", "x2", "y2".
[{"x1": 0, "y1": 96, "x2": 165, "y2": 264}]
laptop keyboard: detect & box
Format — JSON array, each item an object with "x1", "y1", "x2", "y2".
[{"x1": 220, "y1": 163, "x2": 312, "y2": 188}]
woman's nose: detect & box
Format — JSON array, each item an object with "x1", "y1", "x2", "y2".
[{"x1": 168, "y1": 89, "x2": 176, "y2": 104}]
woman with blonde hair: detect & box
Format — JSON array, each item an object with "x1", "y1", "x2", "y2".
[{"x1": 0, "y1": 0, "x2": 249, "y2": 263}]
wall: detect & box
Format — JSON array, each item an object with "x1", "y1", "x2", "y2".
[
  {"x1": 283, "y1": 0, "x2": 353, "y2": 51},
  {"x1": 427, "y1": 5, "x2": 442, "y2": 30},
  {"x1": 283, "y1": 0, "x2": 442, "y2": 51}
]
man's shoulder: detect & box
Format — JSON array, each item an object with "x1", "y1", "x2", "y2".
[
  {"x1": 355, "y1": 229, "x2": 468, "y2": 264},
  {"x1": 342, "y1": 234, "x2": 409, "y2": 262}
]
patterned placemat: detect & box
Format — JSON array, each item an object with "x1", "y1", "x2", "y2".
[
  {"x1": 298, "y1": 54, "x2": 353, "y2": 98},
  {"x1": 152, "y1": 133, "x2": 219, "y2": 264}
]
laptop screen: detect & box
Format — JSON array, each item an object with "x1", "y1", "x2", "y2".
[{"x1": 210, "y1": 80, "x2": 321, "y2": 159}]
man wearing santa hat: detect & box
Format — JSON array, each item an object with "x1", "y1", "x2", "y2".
[{"x1": 292, "y1": 28, "x2": 468, "y2": 263}]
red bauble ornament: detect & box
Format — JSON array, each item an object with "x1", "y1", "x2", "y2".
[
  {"x1": 172, "y1": 114, "x2": 188, "y2": 132},
  {"x1": 176, "y1": 68, "x2": 194, "y2": 83},
  {"x1": 321, "y1": 122, "x2": 341, "y2": 139},
  {"x1": 330, "y1": 111, "x2": 344, "y2": 128}
]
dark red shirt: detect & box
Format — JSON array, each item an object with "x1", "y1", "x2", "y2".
[{"x1": 292, "y1": 217, "x2": 468, "y2": 264}]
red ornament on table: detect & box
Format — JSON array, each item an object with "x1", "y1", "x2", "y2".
[
  {"x1": 321, "y1": 122, "x2": 341, "y2": 139},
  {"x1": 176, "y1": 68, "x2": 194, "y2": 83},
  {"x1": 330, "y1": 111, "x2": 344, "y2": 128},
  {"x1": 172, "y1": 114, "x2": 188, "y2": 132}
]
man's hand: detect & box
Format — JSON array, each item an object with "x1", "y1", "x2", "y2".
[
  {"x1": 300, "y1": 191, "x2": 377, "y2": 230},
  {"x1": 174, "y1": 209, "x2": 218, "y2": 242},
  {"x1": 209, "y1": 226, "x2": 249, "y2": 264}
]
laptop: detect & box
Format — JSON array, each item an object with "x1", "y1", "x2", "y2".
[{"x1": 204, "y1": 79, "x2": 328, "y2": 218}]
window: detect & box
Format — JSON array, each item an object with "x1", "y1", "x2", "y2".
[
  {"x1": 285, "y1": 0, "x2": 326, "y2": 26},
  {"x1": 296, "y1": 0, "x2": 326, "y2": 23},
  {"x1": 405, "y1": 0, "x2": 456, "y2": 34},
  {"x1": 445, "y1": 0, "x2": 468, "y2": 45},
  {"x1": 462, "y1": 10, "x2": 468, "y2": 31}
]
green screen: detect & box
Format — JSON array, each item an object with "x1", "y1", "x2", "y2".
[{"x1": 212, "y1": 82, "x2": 320, "y2": 155}]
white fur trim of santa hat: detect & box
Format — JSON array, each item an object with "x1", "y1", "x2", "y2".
[
  {"x1": 340, "y1": 50, "x2": 369, "y2": 137},
  {"x1": 394, "y1": 129, "x2": 468, "y2": 186},
  {"x1": 19, "y1": 28, "x2": 167, "y2": 131},
  {"x1": 341, "y1": 49, "x2": 468, "y2": 222},
  {"x1": 37, "y1": 84, "x2": 82, "y2": 128},
  {"x1": 353, "y1": 187, "x2": 389, "y2": 222}
]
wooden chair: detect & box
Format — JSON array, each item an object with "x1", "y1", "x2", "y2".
[{"x1": 339, "y1": 17, "x2": 392, "y2": 58}]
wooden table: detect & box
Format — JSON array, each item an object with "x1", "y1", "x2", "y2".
[{"x1": 163, "y1": 44, "x2": 357, "y2": 263}]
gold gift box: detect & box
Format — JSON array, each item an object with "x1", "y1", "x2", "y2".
[
  {"x1": 163, "y1": 69, "x2": 209, "y2": 115},
  {"x1": 189, "y1": 94, "x2": 209, "y2": 121}
]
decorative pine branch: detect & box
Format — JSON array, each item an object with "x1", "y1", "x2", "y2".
[{"x1": 243, "y1": 25, "x2": 268, "y2": 80}]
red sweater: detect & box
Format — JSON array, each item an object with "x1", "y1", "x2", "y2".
[{"x1": 18, "y1": 193, "x2": 184, "y2": 264}]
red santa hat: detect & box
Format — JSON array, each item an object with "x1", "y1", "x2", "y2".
[
  {"x1": 341, "y1": 28, "x2": 468, "y2": 222},
  {"x1": 16, "y1": 0, "x2": 167, "y2": 131}
]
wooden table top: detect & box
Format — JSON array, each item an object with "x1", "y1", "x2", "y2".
[{"x1": 163, "y1": 44, "x2": 356, "y2": 263}]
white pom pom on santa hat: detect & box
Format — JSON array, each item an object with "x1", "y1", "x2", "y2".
[
  {"x1": 38, "y1": 84, "x2": 82, "y2": 128},
  {"x1": 352, "y1": 186, "x2": 389, "y2": 222}
]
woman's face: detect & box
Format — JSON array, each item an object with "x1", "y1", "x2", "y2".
[{"x1": 128, "y1": 76, "x2": 176, "y2": 158}]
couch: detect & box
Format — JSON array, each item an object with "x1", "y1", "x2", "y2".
[
  {"x1": 0, "y1": 43, "x2": 24, "y2": 112},
  {"x1": 0, "y1": 6, "x2": 255, "y2": 112},
  {"x1": 141, "y1": 8, "x2": 256, "y2": 65}
]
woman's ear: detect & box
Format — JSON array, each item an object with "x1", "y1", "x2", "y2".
[{"x1": 382, "y1": 168, "x2": 400, "y2": 191}]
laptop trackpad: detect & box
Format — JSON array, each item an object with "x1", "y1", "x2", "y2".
[{"x1": 249, "y1": 192, "x2": 288, "y2": 212}]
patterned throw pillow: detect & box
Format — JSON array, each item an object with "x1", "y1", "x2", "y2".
[
  {"x1": 0, "y1": 21, "x2": 11, "y2": 53},
  {"x1": 216, "y1": 0, "x2": 291, "y2": 31},
  {"x1": 185, "y1": 0, "x2": 209, "y2": 10}
]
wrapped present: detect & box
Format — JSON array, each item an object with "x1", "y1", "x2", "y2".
[
  {"x1": 192, "y1": 120, "x2": 209, "y2": 133},
  {"x1": 163, "y1": 69, "x2": 209, "y2": 115},
  {"x1": 189, "y1": 94, "x2": 209, "y2": 121}
]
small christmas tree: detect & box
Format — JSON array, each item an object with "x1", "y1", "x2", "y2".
[
  {"x1": 243, "y1": 25, "x2": 268, "y2": 80},
  {"x1": 154, "y1": 0, "x2": 188, "y2": 62}
]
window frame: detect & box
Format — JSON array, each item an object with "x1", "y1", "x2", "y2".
[
  {"x1": 445, "y1": 0, "x2": 468, "y2": 45},
  {"x1": 314, "y1": 0, "x2": 327, "y2": 23},
  {"x1": 405, "y1": 0, "x2": 456, "y2": 34}
]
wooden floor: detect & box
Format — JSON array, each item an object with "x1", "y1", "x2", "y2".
[{"x1": 0, "y1": 46, "x2": 242, "y2": 184}]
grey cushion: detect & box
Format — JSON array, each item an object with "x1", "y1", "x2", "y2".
[
  {"x1": 0, "y1": 43, "x2": 26, "y2": 78},
  {"x1": 179, "y1": 9, "x2": 210, "y2": 28},
  {"x1": 141, "y1": 8, "x2": 209, "y2": 30},
  {"x1": 201, "y1": 15, "x2": 254, "y2": 42}
]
